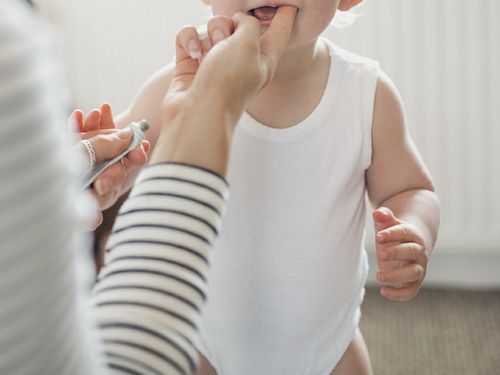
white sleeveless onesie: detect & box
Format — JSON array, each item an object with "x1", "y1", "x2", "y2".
[{"x1": 199, "y1": 40, "x2": 380, "y2": 374}]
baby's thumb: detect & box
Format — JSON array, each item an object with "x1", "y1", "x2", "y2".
[
  {"x1": 373, "y1": 207, "x2": 400, "y2": 232},
  {"x1": 90, "y1": 128, "x2": 133, "y2": 164}
]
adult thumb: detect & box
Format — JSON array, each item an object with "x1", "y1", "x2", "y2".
[
  {"x1": 89, "y1": 128, "x2": 133, "y2": 164},
  {"x1": 372, "y1": 207, "x2": 400, "y2": 232},
  {"x1": 260, "y1": 6, "x2": 297, "y2": 79}
]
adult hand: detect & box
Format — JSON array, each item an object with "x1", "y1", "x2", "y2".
[
  {"x1": 69, "y1": 105, "x2": 150, "y2": 217},
  {"x1": 151, "y1": 7, "x2": 297, "y2": 173},
  {"x1": 167, "y1": 6, "x2": 297, "y2": 122},
  {"x1": 373, "y1": 207, "x2": 429, "y2": 301}
]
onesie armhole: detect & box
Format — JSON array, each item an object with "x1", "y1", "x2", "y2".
[{"x1": 361, "y1": 63, "x2": 380, "y2": 170}]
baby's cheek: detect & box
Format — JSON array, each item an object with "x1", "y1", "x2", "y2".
[{"x1": 210, "y1": 1, "x2": 243, "y2": 17}]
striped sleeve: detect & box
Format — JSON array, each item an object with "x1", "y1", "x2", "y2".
[
  {"x1": 0, "y1": 2, "x2": 102, "y2": 375},
  {"x1": 91, "y1": 163, "x2": 229, "y2": 375}
]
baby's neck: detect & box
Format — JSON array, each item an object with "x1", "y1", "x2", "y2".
[
  {"x1": 247, "y1": 38, "x2": 331, "y2": 129},
  {"x1": 274, "y1": 38, "x2": 321, "y2": 81}
]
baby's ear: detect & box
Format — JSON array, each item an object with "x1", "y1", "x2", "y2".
[
  {"x1": 338, "y1": 0, "x2": 363, "y2": 11},
  {"x1": 201, "y1": 0, "x2": 211, "y2": 5}
]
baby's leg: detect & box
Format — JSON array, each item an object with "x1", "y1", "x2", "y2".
[
  {"x1": 195, "y1": 353, "x2": 218, "y2": 375},
  {"x1": 330, "y1": 329, "x2": 373, "y2": 375}
]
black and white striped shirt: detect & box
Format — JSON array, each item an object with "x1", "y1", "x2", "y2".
[
  {"x1": 92, "y1": 163, "x2": 228, "y2": 374},
  {"x1": 0, "y1": 2, "x2": 228, "y2": 374}
]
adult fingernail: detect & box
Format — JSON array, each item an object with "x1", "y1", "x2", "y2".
[
  {"x1": 188, "y1": 39, "x2": 202, "y2": 59},
  {"x1": 212, "y1": 30, "x2": 225, "y2": 43},
  {"x1": 95, "y1": 178, "x2": 112, "y2": 196},
  {"x1": 117, "y1": 128, "x2": 132, "y2": 139}
]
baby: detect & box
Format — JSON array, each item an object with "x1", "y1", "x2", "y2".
[{"x1": 78, "y1": 1, "x2": 440, "y2": 374}]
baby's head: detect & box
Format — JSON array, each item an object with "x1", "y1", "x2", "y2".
[{"x1": 202, "y1": 0, "x2": 363, "y2": 48}]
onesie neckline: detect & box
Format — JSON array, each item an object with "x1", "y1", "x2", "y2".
[{"x1": 239, "y1": 38, "x2": 341, "y2": 143}]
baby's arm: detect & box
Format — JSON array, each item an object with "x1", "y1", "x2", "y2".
[
  {"x1": 104, "y1": 65, "x2": 176, "y2": 199},
  {"x1": 366, "y1": 70, "x2": 440, "y2": 302},
  {"x1": 110, "y1": 20, "x2": 230, "y2": 198}
]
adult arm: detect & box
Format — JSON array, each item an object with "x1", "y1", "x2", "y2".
[
  {"x1": 0, "y1": 3, "x2": 295, "y2": 375},
  {"x1": 90, "y1": 9, "x2": 297, "y2": 374}
]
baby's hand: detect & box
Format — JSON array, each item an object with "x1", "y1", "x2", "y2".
[
  {"x1": 373, "y1": 207, "x2": 429, "y2": 301},
  {"x1": 68, "y1": 103, "x2": 116, "y2": 132},
  {"x1": 68, "y1": 104, "x2": 150, "y2": 224}
]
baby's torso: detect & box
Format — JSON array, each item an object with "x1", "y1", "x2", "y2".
[{"x1": 199, "y1": 41, "x2": 380, "y2": 375}]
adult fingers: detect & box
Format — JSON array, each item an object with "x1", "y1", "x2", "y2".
[
  {"x1": 92, "y1": 161, "x2": 126, "y2": 199},
  {"x1": 91, "y1": 140, "x2": 147, "y2": 198},
  {"x1": 260, "y1": 6, "x2": 297, "y2": 73},
  {"x1": 232, "y1": 12, "x2": 263, "y2": 42},
  {"x1": 88, "y1": 211, "x2": 104, "y2": 231},
  {"x1": 123, "y1": 140, "x2": 149, "y2": 167},
  {"x1": 88, "y1": 128, "x2": 133, "y2": 164},
  {"x1": 176, "y1": 25, "x2": 203, "y2": 63},
  {"x1": 91, "y1": 177, "x2": 120, "y2": 211},
  {"x1": 100, "y1": 103, "x2": 115, "y2": 129},
  {"x1": 83, "y1": 108, "x2": 101, "y2": 132},
  {"x1": 173, "y1": 25, "x2": 205, "y2": 93},
  {"x1": 207, "y1": 16, "x2": 234, "y2": 47}
]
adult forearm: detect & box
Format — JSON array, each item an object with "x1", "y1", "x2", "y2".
[
  {"x1": 150, "y1": 94, "x2": 241, "y2": 177},
  {"x1": 92, "y1": 163, "x2": 229, "y2": 374},
  {"x1": 379, "y1": 188, "x2": 441, "y2": 252}
]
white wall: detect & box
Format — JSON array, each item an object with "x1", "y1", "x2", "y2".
[
  {"x1": 38, "y1": 0, "x2": 500, "y2": 287},
  {"x1": 36, "y1": 0, "x2": 208, "y2": 112}
]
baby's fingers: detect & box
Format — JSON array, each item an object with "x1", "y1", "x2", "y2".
[
  {"x1": 377, "y1": 263, "x2": 426, "y2": 285},
  {"x1": 100, "y1": 103, "x2": 115, "y2": 129},
  {"x1": 381, "y1": 282, "x2": 421, "y2": 302},
  {"x1": 83, "y1": 108, "x2": 101, "y2": 132},
  {"x1": 378, "y1": 242, "x2": 427, "y2": 263},
  {"x1": 68, "y1": 110, "x2": 84, "y2": 132},
  {"x1": 376, "y1": 223, "x2": 424, "y2": 245}
]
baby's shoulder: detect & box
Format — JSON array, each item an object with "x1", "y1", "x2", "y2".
[{"x1": 322, "y1": 38, "x2": 379, "y2": 72}]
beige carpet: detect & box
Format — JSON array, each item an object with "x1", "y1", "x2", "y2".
[{"x1": 360, "y1": 287, "x2": 500, "y2": 375}]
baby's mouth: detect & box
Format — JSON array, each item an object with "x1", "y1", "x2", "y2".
[{"x1": 249, "y1": 6, "x2": 279, "y2": 22}]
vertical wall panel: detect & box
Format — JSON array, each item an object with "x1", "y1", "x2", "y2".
[{"x1": 328, "y1": 0, "x2": 500, "y2": 253}]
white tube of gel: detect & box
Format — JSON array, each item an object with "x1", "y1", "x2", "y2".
[{"x1": 82, "y1": 120, "x2": 149, "y2": 189}]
